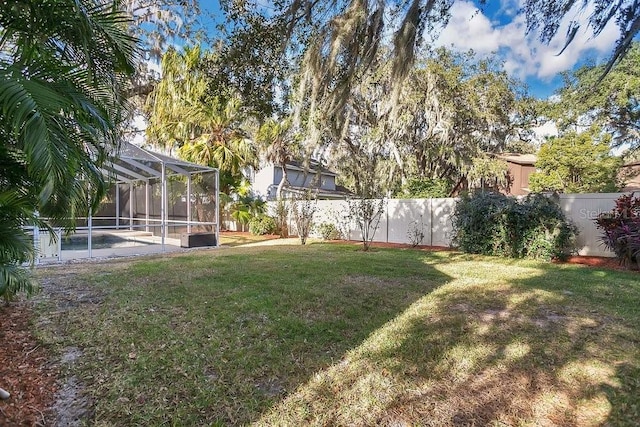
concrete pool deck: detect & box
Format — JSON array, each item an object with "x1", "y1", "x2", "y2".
[
  {"x1": 37, "y1": 243, "x2": 185, "y2": 264},
  {"x1": 36, "y1": 230, "x2": 202, "y2": 264}
]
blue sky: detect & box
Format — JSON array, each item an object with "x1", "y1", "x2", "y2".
[
  {"x1": 431, "y1": 0, "x2": 619, "y2": 98},
  {"x1": 196, "y1": 0, "x2": 619, "y2": 99}
]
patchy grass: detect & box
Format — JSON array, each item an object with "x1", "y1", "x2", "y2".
[{"x1": 34, "y1": 244, "x2": 640, "y2": 426}]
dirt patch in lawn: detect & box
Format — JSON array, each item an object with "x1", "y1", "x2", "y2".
[
  {"x1": 0, "y1": 261, "x2": 130, "y2": 426},
  {"x1": 34, "y1": 264, "x2": 122, "y2": 426}
]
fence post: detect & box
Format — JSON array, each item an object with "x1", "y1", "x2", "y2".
[
  {"x1": 429, "y1": 198, "x2": 434, "y2": 246},
  {"x1": 145, "y1": 180, "x2": 150, "y2": 233},
  {"x1": 33, "y1": 221, "x2": 40, "y2": 265},
  {"x1": 115, "y1": 183, "x2": 120, "y2": 230},
  {"x1": 385, "y1": 199, "x2": 389, "y2": 243},
  {"x1": 88, "y1": 213, "x2": 93, "y2": 259},
  {"x1": 129, "y1": 182, "x2": 134, "y2": 231}
]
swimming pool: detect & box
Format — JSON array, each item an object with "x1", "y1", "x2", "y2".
[{"x1": 61, "y1": 233, "x2": 155, "y2": 250}]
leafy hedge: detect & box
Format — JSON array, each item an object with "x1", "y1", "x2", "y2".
[
  {"x1": 397, "y1": 177, "x2": 450, "y2": 198},
  {"x1": 452, "y1": 192, "x2": 577, "y2": 260},
  {"x1": 316, "y1": 222, "x2": 342, "y2": 240},
  {"x1": 248, "y1": 215, "x2": 276, "y2": 235}
]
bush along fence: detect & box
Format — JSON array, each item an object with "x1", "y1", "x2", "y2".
[
  {"x1": 452, "y1": 193, "x2": 577, "y2": 261},
  {"x1": 233, "y1": 192, "x2": 638, "y2": 258}
]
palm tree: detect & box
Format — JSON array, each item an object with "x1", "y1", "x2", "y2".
[
  {"x1": 0, "y1": 0, "x2": 137, "y2": 299},
  {"x1": 178, "y1": 96, "x2": 259, "y2": 230},
  {"x1": 178, "y1": 97, "x2": 258, "y2": 178},
  {"x1": 256, "y1": 118, "x2": 300, "y2": 200},
  {"x1": 147, "y1": 47, "x2": 262, "y2": 231},
  {"x1": 146, "y1": 46, "x2": 258, "y2": 190},
  {"x1": 0, "y1": 156, "x2": 43, "y2": 300},
  {"x1": 145, "y1": 45, "x2": 207, "y2": 151}
]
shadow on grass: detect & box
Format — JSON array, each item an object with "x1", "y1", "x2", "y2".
[
  {"x1": 255, "y1": 253, "x2": 640, "y2": 426},
  {"x1": 36, "y1": 245, "x2": 454, "y2": 425}
]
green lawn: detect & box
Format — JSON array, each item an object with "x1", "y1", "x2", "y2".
[{"x1": 35, "y1": 243, "x2": 640, "y2": 426}]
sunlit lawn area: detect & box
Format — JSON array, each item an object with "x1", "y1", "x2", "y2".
[
  {"x1": 35, "y1": 243, "x2": 640, "y2": 425},
  {"x1": 218, "y1": 231, "x2": 280, "y2": 247}
]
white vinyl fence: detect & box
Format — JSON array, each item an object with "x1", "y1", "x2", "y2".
[
  {"x1": 266, "y1": 192, "x2": 632, "y2": 257},
  {"x1": 557, "y1": 193, "x2": 626, "y2": 257}
]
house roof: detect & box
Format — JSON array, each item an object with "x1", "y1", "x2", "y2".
[
  {"x1": 495, "y1": 153, "x2": 537, "y2": 166},
  {"x1": 284, "y1": 184, "x2": 352, "y2": 199},
  {"x1": 284, "y1": 159, "x2": 337, "y2": 177}
]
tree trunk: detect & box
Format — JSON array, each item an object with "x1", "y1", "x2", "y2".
[{"x1": 276, "y1": 164, "x2": 289, "y2": 200}]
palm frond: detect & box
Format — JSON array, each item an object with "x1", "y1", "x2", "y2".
[
  {"x1": 0, "y1": 0, "x2": 137, "y2": 299},
  {"x1": 0, "y1": 263, "x2": 36, "y2": 304}
]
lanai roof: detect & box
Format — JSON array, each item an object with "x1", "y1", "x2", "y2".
[{"x1": 102, "y1": 142, "x2": 216, "y2": 183}]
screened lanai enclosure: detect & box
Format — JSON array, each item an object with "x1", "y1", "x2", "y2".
[{"x1": 35, "y1": 143, "x2": 219, "y2": 262}]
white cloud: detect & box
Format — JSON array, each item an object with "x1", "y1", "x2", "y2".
[
  {"x1": 436, "y1": 1, "x2": 501, "y2": 55},
  {"x1": 433, "y1": 0, "x2": 619, "y2": 81},
  {"x1": 532, "y1": 120, "x2": 558, "y2": 142},
  {"x1": 146, "y1": 59, "x2": 162, "y2": 76}
]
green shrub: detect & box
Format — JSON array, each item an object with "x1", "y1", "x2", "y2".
[
  {"x1": 248, "y1": 215, "x2": 276, "y2": 235},
  {"x1": 317, "y1": 222, "x2": 341, "y2": 240},
  {"x1": 273, "y1": 199, "x2": 289, "y2": 237},
  {"x1": 452, "y1": 192, "x2": 577, "y2": 260},
  {"x1": 396, "y1": 177, "x2": 450, "y2": 198},
  {"x1": 292, "y1": 192, "x2": 317, "y2": 245}
]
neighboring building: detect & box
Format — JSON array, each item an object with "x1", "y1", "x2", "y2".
[
  {"x1": 621, "y1": 161, "x2": 640, "y2": 192},
  {"x1": 252, "y1": 160, "x2": 351, "y2": 200},
  {"x1": 495, "y1": 153, "x2": 537, "y2": 196}
]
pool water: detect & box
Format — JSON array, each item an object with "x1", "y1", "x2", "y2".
[{"x1": 61, "y1": 235, "x2": 154, "y2": 251}]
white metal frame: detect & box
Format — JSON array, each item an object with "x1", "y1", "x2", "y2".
[{"x1": 34, "y1": 142, "x2": 220, "y2": 262}]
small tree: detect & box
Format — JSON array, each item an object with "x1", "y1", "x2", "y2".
[
  {"x1": 346, "y1": 197, "x2": 386, "y2": 251},
  {"x1": 272, "y1": 198, "x2": 289, "y2": 238},
  {"x1": 529, "y1": 129, "x2": 622, "y2": 193},
  {"x1": 291, "y1": 191, "x2": 317, "y2": 245},
  {"x1": 407, "y1": 215, "x2": 426, "y2": 247}
]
